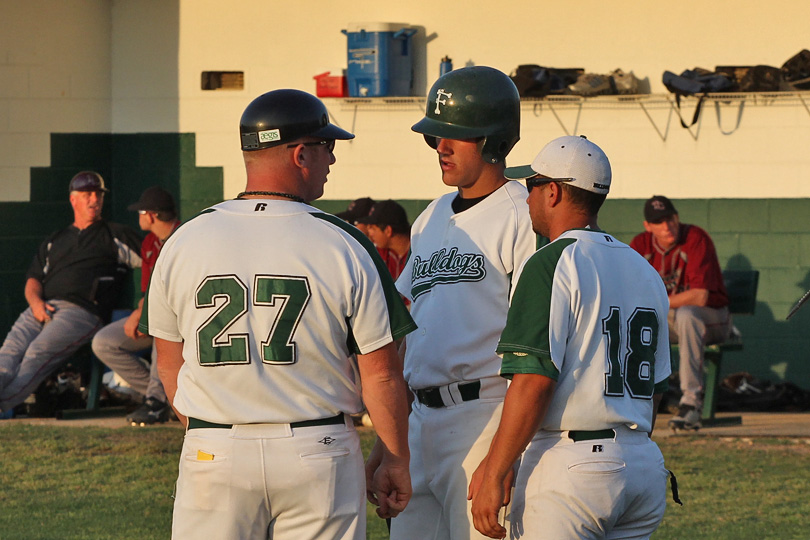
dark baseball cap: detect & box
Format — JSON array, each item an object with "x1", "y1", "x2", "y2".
[
  {"x1": 127, "y1": 186, "x2": 176, "y2": 213},
  {"x1": 644, "y1": 195, "x2": 678, "y2": 223},
  {"x1": 357, "y1": 200, "x2": 410, "y2": 232},
  {"x1": 69, "y1": 171, "x2": 108, "y2": 193},
  {"x1": 336, "y1": 197, "x2": 375, "y2": 222}
]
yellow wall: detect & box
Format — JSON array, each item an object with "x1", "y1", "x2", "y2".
[
  {"x1": 1, "y1": 0, "x2": 809, "y2": 201},
  {"x1": 175, "y1": 0, "x2": 810, "y2": 200}
]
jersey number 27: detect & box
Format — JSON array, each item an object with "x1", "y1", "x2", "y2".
[
  {"x1": 602, "y1": 307, "x2": 658, "y2": 399},
  {"x1": 195, "y1": 274, "x2": 311, "y2": 366}
]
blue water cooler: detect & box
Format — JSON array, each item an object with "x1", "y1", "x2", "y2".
[{"x1": 342, "y1": 23, "x2": 416, "y2": 97}]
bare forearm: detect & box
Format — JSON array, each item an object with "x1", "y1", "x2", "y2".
[
  {"x1": 482, "y1": 374, "x2": 555, "y2": 482},
  {"x1": 360, "y1": 344, "x2": 410, "y2": 462},
  {"x1": 155, "y1": 338, "x2": 187, "y2": 426},
  {"x1": 669, "y1": 288, "x2": 709, "y2": 309},
  {"x1": 24, "y1": 278, "x2": 44, "y2": 308}
]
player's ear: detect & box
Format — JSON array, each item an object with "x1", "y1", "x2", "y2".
[
  {"x1": 290, "y1": 145, "x2": 307, "y2": 169},
  {"x1": 548, "y1": 181, "x2": 564, "y2": 206}
]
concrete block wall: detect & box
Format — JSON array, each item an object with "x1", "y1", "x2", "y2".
[
  {"x1": 0, "y1": 133, "x2": 223, "y2": 337},
  {"x1": 317, "y1": 196, "x2": 810, "y2": 390}
]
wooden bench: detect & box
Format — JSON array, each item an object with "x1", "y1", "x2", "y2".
[{"x1": 672, "y1": 270, "x2": 760, "y2": 427}]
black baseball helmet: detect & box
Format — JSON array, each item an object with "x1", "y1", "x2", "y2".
[
  {"x1": 240, "y1": 89, "x2": 354, "y2": 151},
  {"x1": 412, "y1": 66, "x2": 520, "y2": 164}
]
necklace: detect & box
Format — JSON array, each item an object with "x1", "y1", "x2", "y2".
[{"x1": 236, "y1": 191, "x2": 307, "y2": 204}]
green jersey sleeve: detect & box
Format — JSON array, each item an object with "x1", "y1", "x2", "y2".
[
  {"x1": 497, "y1": 238, "x2": 576, "y2": 371},
  {"x1": 500, "y1": 352, "x2": 560, "y2": 380}
]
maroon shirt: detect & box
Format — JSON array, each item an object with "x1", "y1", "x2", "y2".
[
  {"x1": 376, "y1": 247, "x2": 407, "y2": 281},
  {"x1": 630, "y1": 223, "x2": 728, "y2": 309},
  {"x1": 140, "y1": 221, "x2": 180, "y2": 293}
]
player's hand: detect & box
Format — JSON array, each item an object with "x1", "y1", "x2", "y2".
[
  {"x1": 369, "y1": 452, "x2": 411, "y2": 519},
  {"x1": 468, "y1": 460, "x2": 509, "y2": 539},
  {"x1": 123, "y1": 309, "x2": 144, "y2": 339},
  {"x1": 468, "y1": 459, "x2": 515, "y2": 505},
  {"x1": 364, "y1": 437, "x2": 384, "y2": 506},
  {"x1": 372, "y1": 461, "x2": 411, "y2": 519},
  {"x1": 31, "y1": 300, "x2": 56, "y2": 324}
]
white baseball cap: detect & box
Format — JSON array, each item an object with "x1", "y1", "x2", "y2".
[{"x1": 505, "y1": 135, "x2": 611, "y2": 194}]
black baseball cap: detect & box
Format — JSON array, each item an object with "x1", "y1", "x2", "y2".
[
  {"x1": 69, "y1": 171, "x2": 109, "y2": 193},
  {"x1": 357, "y1": 200, "x2": 410, "y2": 233},
  {"x1": 127, "y1": 186, "x2": 176, "y2": 213},
  {"x1": 644, "y1": 195, "x2": 678, "y2": 223},
  {"x1": 336, "y1": 197, "x2": 375, "y2": 222}
]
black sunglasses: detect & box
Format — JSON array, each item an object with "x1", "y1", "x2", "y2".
[
  {"x1": 286, "y1": 139, "x2": 336, "y2": 152},
  {"x1": 526, "y1": 177, "x2": 574, "y2": 193}
]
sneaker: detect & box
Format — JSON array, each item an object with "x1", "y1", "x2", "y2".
[
  {"x1": 668, "y1": 404, "x2": 702, "y2": 431},
  {"x1": 126, "y1": 397, "x2": 170, "y2": 426}
]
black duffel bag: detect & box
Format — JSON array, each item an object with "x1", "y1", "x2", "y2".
[
  {"x1": 781, "y1": 49, "x2": 810, "y2": 90},
  {"x1": 510, "y1": 65, "x2": 583, "y2": 97}
]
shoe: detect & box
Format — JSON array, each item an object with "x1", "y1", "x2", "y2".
[
  {"x1": 668, "y1": 404, "x2": 702, "y2": 431},
  {"x1": 126, "y1": 397, "x2": 170, "y2": 426}
]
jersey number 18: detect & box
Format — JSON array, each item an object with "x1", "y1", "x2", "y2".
[{"x1": 602, "y1": 307, "x2": 658, "y2": 399}]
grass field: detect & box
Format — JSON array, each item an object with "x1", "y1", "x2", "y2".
[{"x1": 0, "y1": 423, "x2": 808, "y2": 539}]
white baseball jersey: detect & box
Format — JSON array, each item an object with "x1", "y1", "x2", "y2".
[
  {"x1": 141, "y1": 199, "x2": 415, "y2": 425},
  {"x1": 396, "y1": 181, "x2": 536, "y2": 389},
  {"x1": 497, "y1": 228, "x2": 671, "y2": 433}
]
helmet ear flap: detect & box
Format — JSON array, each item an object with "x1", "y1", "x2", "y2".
[
  {"x1": 424, "y1": 135, "x2": 438, "y2": 149},
  {"x1": 481, "y1": 134, "x2": 519, "y2": 164}
]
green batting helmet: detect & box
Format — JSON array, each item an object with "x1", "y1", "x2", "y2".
[
  {"x1": 412, "y1": 66, "x2": 520, "y2": 164},
  {"x1": 240, "y1": 89, "x2": 354, "y2": 151}
]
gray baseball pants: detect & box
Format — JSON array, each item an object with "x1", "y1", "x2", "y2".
[
  {"x1": 0, "y1": 300, "x2": 103, "y2": 412},
  {"x1": 91, "y1": 317, "x2": 166, "y2": 403},
  {"x1": 668, "y1": 305, "x2": 732, "y2": 410}
]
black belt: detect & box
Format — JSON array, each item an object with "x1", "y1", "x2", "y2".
[
  {"x1": 568, "y1": 429, "x2": 615, "y2": 442},
  {"x1": 187, "y1": 413, "x2": 345, "y2": 430},
  {"x1": 414, "y1": 380, "x2": 481, "y2": 408}
]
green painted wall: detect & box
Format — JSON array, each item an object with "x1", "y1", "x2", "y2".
[
  {"x1": 0, "y1": 133, "x2": 223, "y2": 338},
  {"x1": 317, "y1": 197, "x2": 810, "y2": 390}
]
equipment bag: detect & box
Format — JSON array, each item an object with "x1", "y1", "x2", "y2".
[
  {"x1": 568, "y1": 69, "x2": 639, "y2": 97},
  {"x1": 780, "y1": 49, "x2": 810, "y2": 90},
  {"x1": 715, "y1": 65, "x2": 782, "y2": 92},
  {"x1": 510, "y1": 65, "x2": 583, "y2": 97},
  {"x1": 662, "y1": 68, "x2": 734, "y2": 128}
]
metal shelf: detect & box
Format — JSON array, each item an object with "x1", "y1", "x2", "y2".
[
  {"x1": 329, "y1": 92, "x2": 810, "y2": 109},
  {"x1": 327, "y1": 92, "x2": 810, "y2": 141}
]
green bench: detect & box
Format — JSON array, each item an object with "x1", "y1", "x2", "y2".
[
  {"x1": 672, "y1": 269, "x2": 760, "y2": 427},
  {"x1": 58, "y1": 309, "x2": 134, "y2": 420}
]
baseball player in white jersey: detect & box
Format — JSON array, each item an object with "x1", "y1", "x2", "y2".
[
  {"x1": 140, "y1": 89, "x2": 415, "y2": 539},
  {"x1": 469, "y1": 136, "x2": 671, "y2": 539},
  {"x1": 365, "y1": 67, "x2": 536, "y2": 540}
]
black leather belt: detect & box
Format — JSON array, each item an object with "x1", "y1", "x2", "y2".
[
  {"x1": 187, "y1": 413, "x2": 345, "y2": 430},
  {"x1": 568, "y1": 429, "x2": 615, "y2": 442},
  {"x1": 414, "y1": 380, "x2": 481, "y2": 408}
]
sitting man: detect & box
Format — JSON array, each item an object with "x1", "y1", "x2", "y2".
[
  {"x1": 0, "y1": 171, "x2": 142, "y2": 415},
  {"x1": 92, "y1": 186, "x2": 180, "y2": 425},
  {"x1": 630, "y1": 195, "x2": 731, "y2": 430},
  {"x1": 358, "y1": 199, "x2": 411, "y2": 281}
]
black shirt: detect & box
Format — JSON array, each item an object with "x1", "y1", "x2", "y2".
[{"x1": 26, "y1": 220, "x2": 142, "y2": 321}]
